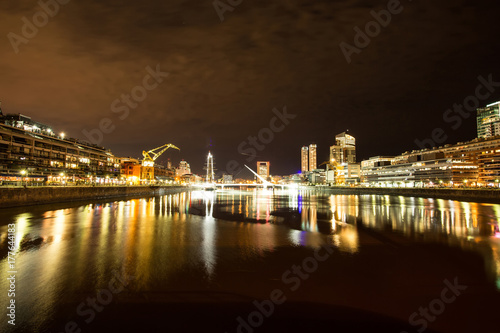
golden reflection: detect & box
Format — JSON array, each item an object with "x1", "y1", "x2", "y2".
[
  {"x1": 335, "y1": 224, "x2": 359, "y2": 253},
  {"x1": 2, "y1": 188, "x2": 500, "y2": 333}
]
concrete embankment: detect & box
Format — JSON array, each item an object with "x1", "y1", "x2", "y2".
[
  {"x1": 0, "y1": 185, "x2": 188, "y2": 208},
  {"x1": 313, "y1": 186, "x2": 500, "y2": 203}
]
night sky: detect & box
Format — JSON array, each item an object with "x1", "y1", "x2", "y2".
[{"x1": 1, "y1": 0, "x2": 499, "y2": 177}]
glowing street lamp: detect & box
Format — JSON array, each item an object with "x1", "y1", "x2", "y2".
[{"x1": 20, "y1": 170, "x2": 27, "y2": 186}]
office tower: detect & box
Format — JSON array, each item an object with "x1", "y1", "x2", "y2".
[
  {"x1": 257, "y1": 161, "x2": 270, "y2": 179},
  {"x1": 477, "y1": 101, "x2": 500, "y2": 138},
  {"x1": 330, "y1": 131, "x2": 356, "y2": 164},
  {"x1": 308, "y1": 144, "x2": 317, "y2": 171},
  {"x1": 301, "y1": 146, "x2": 309, "y2": 173}
]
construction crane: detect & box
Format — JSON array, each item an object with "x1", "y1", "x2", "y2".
[{"x1": 142, "y1": 143, "x2": 180, "y2": 167}]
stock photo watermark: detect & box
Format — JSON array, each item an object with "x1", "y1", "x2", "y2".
[
  {"x1": 213, "y1": 0, "x2": 243, "y2": 22},
  {"x1": 53, "y1": 269, "x2": 134, "y2": 333},
  {"x1": 224, "y1": 106, "x2": 296, "y2": 176},
  {"x1": 6, "y1": 223, "x2": 17, "y2": 326},
  {"x1": 7, "y1": 0, "x2": 71, "y2": 54},
  {"x1": 401, "y1": 277, "x2": 467, "y2": 333},
  {"x1": 226, "y1": 244, "x2": 334, "y2": 333},
  {"x1": 339, "y1": 0, "x2": 408, "y2": 64},
  {"x1": 82, "y1": 64, "x2": 169, "y2": 145},
  {"x1": 414, "y1": 74, "x2": 500, "y2": 150}
]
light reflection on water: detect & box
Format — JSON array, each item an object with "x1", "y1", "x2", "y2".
[{"x1": 0, "y1": 188, "x2": 499, "y2": 331}]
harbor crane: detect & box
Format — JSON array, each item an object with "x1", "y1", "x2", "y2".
[
  {"x1": 141, "y1": 143, "x2": 180, "y2": 182},
  {"x1": 142, "y1": 143, "x2": 180, "y2": 167},
  {"x1": 320, "y1": 159, "x2": 345, "y2": 185}
]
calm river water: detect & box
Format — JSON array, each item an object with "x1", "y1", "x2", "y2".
[{"x1": 1, "y1": 188, "x2": 499, "y2": 332}]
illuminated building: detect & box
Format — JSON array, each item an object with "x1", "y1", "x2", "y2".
[
  {"x1": 360, "y1": 156, "x2": 393, "y2": 183},
  {"x1": 176, "y1": 160, "x2": 191, "y2": 176},
  {"x1": 301, "y1": 146, "x2": 308, "y2": 173},
  {"x1": 477, "y1": 101, "x2": 500, "y2": 138},
  {"x1": 0, "y1": 112, "x2": 119, "y2": 184},
  {"x1": 309, "y1": 144, "x2": 317, "y2": 171},
  {"x1": 346, "y1": 163, "x2": 361, "y2": 184},
  {"x1": 330, "y1": 131, "x2": 356, "y2": 164},
  {"x1": 361, "y1": 137, "x2": 500, "y2": 186},
  {"x1": 120, "y1": 157, "x2": 142, "y2": 184},
  {"x1": 257, "y1": 161, "x2": 270, "y2": 180},
  {"x1": 153, "y1": 164, "x2": 175, "y2": 183},
  {"x1": 222, "y1": 174, "x2": 233, "y2": 184}
]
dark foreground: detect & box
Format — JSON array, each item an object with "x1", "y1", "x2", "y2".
[{"x1": 40, "y1": 230, "x2": 499, "y2": 333}]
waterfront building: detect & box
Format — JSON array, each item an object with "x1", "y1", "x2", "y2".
[
  {"x1": 346, "y1": 163, "x2": 361, "y2": 184},
  {"x1": 308, "y1": 144, "x2": 317, "y2": 171},
  {"x1": 330, "y1": 131, "x2": 356, "y2": 164},
  {"x1": 257, "y1": 161, "x2": 270, "y2": 180},
  {"x1": 176, "y1": 160, "x2": 191, "y2": 176},
  {"x1": 154, "y1": 163, "x2": 176, "y2": 183},
  {"x1": 360, "y1": 156, "x2": 393, "y2": 169},
  {"x1": 477, "y1": 101, "x2": 500, "y2": 138},
  {"x1": 222, "y1": 174, "x2": 234, "y2": 184},
  {"x1": 0, "y1": 113, "x2": 120, "y2": 184},
  {"x1": 361, "y1": 136, "x2": 500, "y2": 187},
  {"x1": 308, "y1": 169, "x2": 325, "y2": 184},
  {"x1": 301, "y1": 146, "x2": 308, "y2": 173},
  {"x1": 120, "y1": 157, "x2": 142, "y2": 184},
  {"x1": 119, "y1": 157, "x2": 175, "y2": 184}
]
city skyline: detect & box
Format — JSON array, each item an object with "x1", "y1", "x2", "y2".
[
  {"x1": 2, "y1": 100, "x2": 499, "y2": 185},
  {"x1": 1, "y1": 1, "x2": 500, "y2": 175}
]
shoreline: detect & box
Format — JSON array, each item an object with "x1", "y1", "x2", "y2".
[
  {"x1": 0, "y1": 185, "x2": 189, "y2": 209},
  {"x1": 311, "y1": 186, "x2": 500, "y2": 204},
  {"x1": 1, "y1": 185, "x2": 499, "y2": 209}
]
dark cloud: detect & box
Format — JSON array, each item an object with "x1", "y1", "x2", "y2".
[{"x1": 1, "y1": 0, "x2": 499, "y2": 175}]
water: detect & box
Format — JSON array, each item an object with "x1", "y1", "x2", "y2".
[{"x1": 1, "y1": 188, "x2": 499, "y2": 332}]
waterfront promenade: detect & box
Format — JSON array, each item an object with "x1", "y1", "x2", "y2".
[
  {"x1": 0, "y1": 184, "x2": 498, "y2": 208},
  {"x1": 0, "y1": 185, "x2": 187, "y2": 208}
]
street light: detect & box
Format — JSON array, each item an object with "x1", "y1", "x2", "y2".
[{"x1": 20, "y1": 170, "x2": 27, "y2": 187}]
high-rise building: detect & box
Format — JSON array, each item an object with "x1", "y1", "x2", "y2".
[
  {"x1": 330, "y1": 132, "x2": 356, "y2": 164},
  {"x1": 477, "y1": 101, "x2": 500, "y2": 138},
  {"x1": 308, "y1": 144, "x2": 317, "y2": 171},
  {"x1": 257, "y1": 161, "x2": 270, "y2": 180},
  {"x1": 301, "y1": 146, "x2": 309, "y2": 173}
]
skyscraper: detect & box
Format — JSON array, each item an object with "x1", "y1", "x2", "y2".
[
  {"x1": 330, "y1": 132, "x2": 356, "y2": 164},
  {"x1": 309, "y1": 144, "x2": 317, "y2": 171},
  {"x1": 477, "y1": 101, "x2": 500, "y2": 138},
  {"x1": 257, "y1": 161, "x2": 270, "y2": 179},
  {"x1": 301, "y1": 146, "x2": 309, "y2": 173}
]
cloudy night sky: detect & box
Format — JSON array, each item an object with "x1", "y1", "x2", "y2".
[{"x1": 1, "y1": 0, "x2": 499, "y2": 176}]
